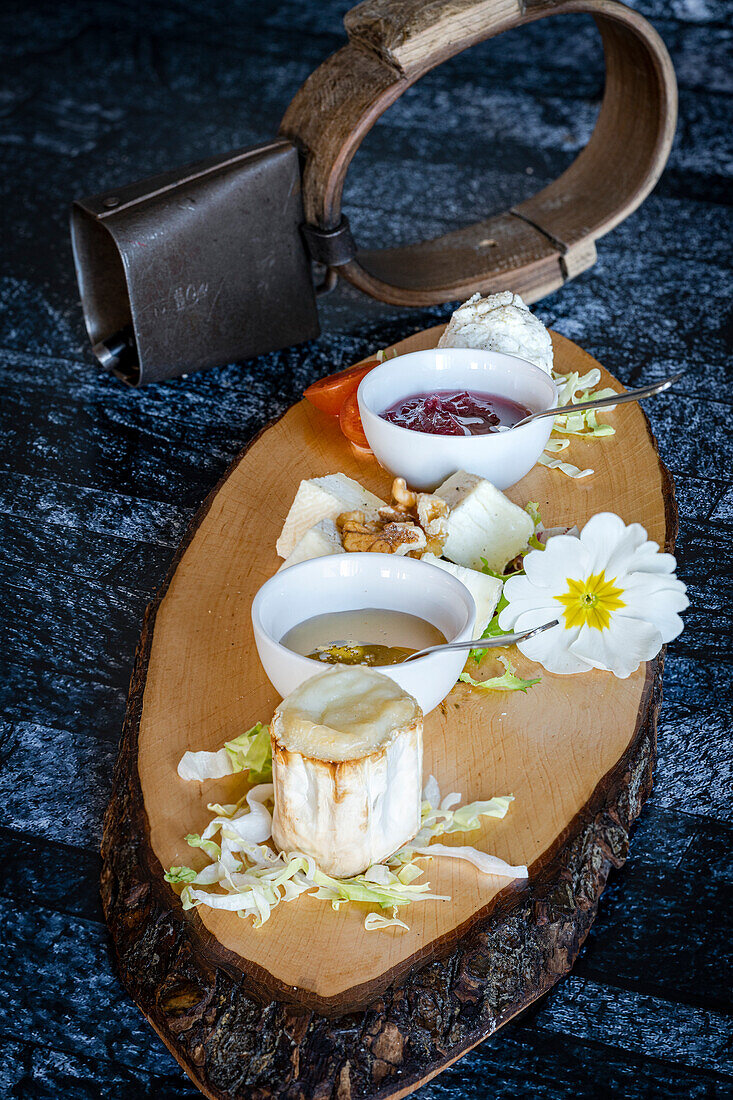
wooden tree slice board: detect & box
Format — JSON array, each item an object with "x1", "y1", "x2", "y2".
[{"x1": 101, "y1": 327, "x2": 676, "y2": 1100}]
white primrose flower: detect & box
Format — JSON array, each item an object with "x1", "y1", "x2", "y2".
[{"x1": 498, "y1": 512, "x2": 688, "y2": 678}]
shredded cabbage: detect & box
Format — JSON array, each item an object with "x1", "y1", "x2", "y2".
[
  {"x1": 364, "y1": 910, "x2": 410, "y2": 932},
  {"x1": 226, "y1": 723, "x2": 273, "y2": 781},
  {"x1": 553, "y1": 412, "x2": 616, "y2": 438},
  {"x1": 177, "y1": 722, "x2": 272, "y2": 782},
  {"x1": 410, "y1": 844, "x2": 528, "y2": 877},
  {"x1": 538, "y1": 368, "x2": 619, "y2": 478},
  {"x1": 165, "y1": 866, "x2": 197, "y2": 884},
  {"x1": 165, "y1": 769, "x2": 526, "y2": 932},
  {"x1": 551, "y1": 368, "x2": 618, "y2": 437},
  {"x1": 459, "y1": 655, "x2": 541, "y2": 693},
  {"x1": 537, "y1": 451, "x2": 594, "y2": 479},
  {"x1": 388, "y1": 777, "x2": 528, "y2": 880},
  {"x1": 390, "y1": 783, "x2": 513, "y2": 858}
]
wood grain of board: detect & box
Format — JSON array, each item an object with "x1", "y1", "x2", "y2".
[{"x1": 102, "y1": 326, "x2": 675, "y2": 1098}]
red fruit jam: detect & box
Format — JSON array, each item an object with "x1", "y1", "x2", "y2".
[{"x1": 381, "y1": 389, "x2": 531, "y2": 436}]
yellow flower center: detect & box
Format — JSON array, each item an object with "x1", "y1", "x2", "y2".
[{"x1": 556, "y1": 571, "x2": 626, "y2": 630}]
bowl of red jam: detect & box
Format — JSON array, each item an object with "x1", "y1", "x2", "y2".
[{"x1": 357, "y1": 348, "x2": 558, "y2": 490}]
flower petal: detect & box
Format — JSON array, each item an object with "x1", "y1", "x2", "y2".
[
  {"x1": 522, "y1": 535, "x2": 589, "y2": 589},
  {"x1": 601, "y1": 527, "x2": 652, "y2": 581},
  {"x1": 511, "y1": 610, "x2": 592, "y2": 674},
  {"x1": 578, "y1": 513, "x2": 648, "y2": 576},
  {"x1": 569, "y1": 616, "x2": 662, "y2": 678},
  {"x1": 501, "y1": 572, "x2": 540, "y2": 603},
  {"x1": 499, "y1": 509, "x2": 686, "y2": 679},
  {"x1": 624, "y1": 543, "x2": 677, "y2": 576},
  {"x1": 618, "y1": 573, "x2": 689, "y2": 642},
  {"x1": 498, "y1": 588, "x2": 559, "y2": 630}
]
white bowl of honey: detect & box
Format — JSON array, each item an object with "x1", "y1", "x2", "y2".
[{"x1": 251, "y1": 553, "x2": 476, "y2": 715}]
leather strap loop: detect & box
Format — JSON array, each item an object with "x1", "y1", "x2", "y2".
[
  {"x1": 280, "y1": 0, "x2": 676, "y2": 306},
  {"x1": 301, "y1": 216, "x2": 356, "y2": 266}
]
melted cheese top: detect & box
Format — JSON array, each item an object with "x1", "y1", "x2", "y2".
[{"x1": 275, "y1": 666, "x2": 420, "y2": 762}]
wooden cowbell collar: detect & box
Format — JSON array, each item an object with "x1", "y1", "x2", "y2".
[
  {"x1": 281, "y1": 0, "x2": 677, "y2": 306},
  {"x1": 70, "y1": 0, "x2": 675, "y2": 384}
]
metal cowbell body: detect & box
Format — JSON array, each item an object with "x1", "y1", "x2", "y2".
[{"x1": 70, "y1": 141, "x2": 319, "y2": 385}]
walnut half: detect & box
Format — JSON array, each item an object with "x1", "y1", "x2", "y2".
[
  {"x1": 376, "y1": 478, "x2": 449, "y2": 556},
  {"x1": 337, "y1": 510, "x2": 427, "y2": 556},
  {"x1": 416, "y1": 493, "x2": 449, "y2": 555}
]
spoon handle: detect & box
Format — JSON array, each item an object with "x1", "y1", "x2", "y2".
[
  {"x1": 515, "y1": 371, "x2": 683, "y2": 427},
  {"x1": 402, "y1": 619, "x2": 559, "y2": 663}
]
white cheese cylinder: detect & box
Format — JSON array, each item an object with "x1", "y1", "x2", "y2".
[{"x1": 270, "y1": 666, "x2": 423, "y2": 877}]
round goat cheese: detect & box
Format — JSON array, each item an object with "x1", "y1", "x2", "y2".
[
  {"x1": 270, "y1": 666, "x2": 423, "y2": 876},
  {"x1": 438, "y1": 291, "x2": 553, "y2": 374}
]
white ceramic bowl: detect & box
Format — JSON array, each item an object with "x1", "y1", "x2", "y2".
[
  {"x1": 357, "y1": 348, "x2": 558, "y2": 490},
  {"x1": 251, "y1": 553, "x2": 476, "y2": 716}
]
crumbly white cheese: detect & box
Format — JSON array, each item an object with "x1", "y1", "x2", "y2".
[
  {"x1": 437, "y1": 291, "x2": 553, "y2": 374},
  {"x1": 435, "y1": 470, "x2": 534, "y2": 573},
  {"x1": 270, "y1": 666, "x2": 423, "y2": 876},
  {"x1": 277, "y1": 518, "x2": 344, "y2": 571},
  {"x1": 276, "y1": 474, "x2": 386, "y2": 558},
  {"x1": 420, "y1": 554, "x2": 502, "y2": 635}
]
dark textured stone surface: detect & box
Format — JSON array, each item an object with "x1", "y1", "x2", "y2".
[{"x1": 1, "y1": 0, "x2": 731, "y2": 1096}]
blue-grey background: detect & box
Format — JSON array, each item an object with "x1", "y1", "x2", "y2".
[{"x1": 1, "y1": 1, "x2": 731, "y2": 1096}]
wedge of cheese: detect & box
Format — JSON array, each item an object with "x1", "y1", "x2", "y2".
[
  {"x1": 276, "y1": 474, "x2": 386, "y2": 558},
  {"x1": 277, "y1": 519, "x2": 344, "y2": 571},
  {"x1": 421, "y1": 554, "x2": 502, "y2": 635},
  {"x1": 435, "y1": 470, "x2": 533, "y2": 573},
  {"x1": 270, "y1": 666, "x2": 423, "y2": 877}
]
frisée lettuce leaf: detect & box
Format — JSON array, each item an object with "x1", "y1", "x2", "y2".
[{"x1": 459, "y1": 656, "x2": 541, "y2": 693}]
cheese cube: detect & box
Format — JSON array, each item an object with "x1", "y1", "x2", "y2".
[
  {"x1": 435, "y1": 470, "x2": 533, "y2": 572},
  {"x1": 276, "y1": 474, "x2": 386, "y2": 558},
  {"x1": 277, "y1": 519, "x2": 345, "y2": 571},
  {"x1": 421, "y1": 554, "x2": 502, "y2": 635}
]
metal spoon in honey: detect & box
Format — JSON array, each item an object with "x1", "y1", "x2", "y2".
[
  {"x1": 282, "y1": 613, "x2": 559, "y2": 668},
  {"x1": 401, "y1": 619, "x2": 559, "y2": 663}
]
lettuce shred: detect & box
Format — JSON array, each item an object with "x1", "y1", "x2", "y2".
[
  {"x1": 364, "y1": 910, "x2": 410, "y2": 932},
  {"x1": 177, "y1": 722, "x2": 272, "y2": 783},
  {"x1": 225, "y1": 723, "x2": 272, "y2": 781},
  {"x1": 538, "y1": 367, "x2": 619, "y2": 478},
  {"x1": 538, "y1": 449, "x2": 594, "y2": 479},
  {"x1": 165, "y1": 763, "x2": 527, "y2": 932}
]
